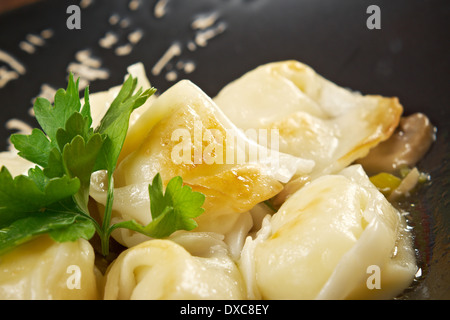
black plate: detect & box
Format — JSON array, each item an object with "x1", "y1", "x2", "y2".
[{"x1": 0, "y1": 0, "x2": 449, "y2": 300}]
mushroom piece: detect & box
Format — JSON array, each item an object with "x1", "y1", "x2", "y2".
[
  {"x1": 356, "y1": 113, "x2": 436, "y2": 175},
  {"x1": 271, "y1": 175, "x2": 311, "y2": 209}
]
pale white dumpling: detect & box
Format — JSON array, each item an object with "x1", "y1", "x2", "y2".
[
  {"x1": 214, "y1": 60, "x2": 403, "y2": 178},
  {"x1": 0, "y1": 235, "x2": 100, "y2": 300},
  {"x1": 103, "y1": 232, "x2": 246, "y2": 300},
  {"x1": 240, "y1": 165, "x2": 417, "y2": 300},
  {"x1": 0, "y1": 150, "x2": 34, "y2": 177},
  {"x1": 90, "y1": 79, "x2": 313, "y2": 247}
]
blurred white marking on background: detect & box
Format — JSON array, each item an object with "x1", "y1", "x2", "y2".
[
  {"x1": 165, "y1": 70, "x2": 178, "y2": 82},
  {"x1": 128, "y1": 29, "x2": 143, "y2": 44},
  {"x1": 176, "y1": 60, "x2": 196, "y2": 74},
  {"x1": 109, "y1": 14, "x2": 120, "y2": 25},
  {"x1": 76, "y1": 49, "x2": 102, "y2": 68},
  {"x1": 0, "y1": 50, "x2": 27, "y2": 74},
  {"x1": 6, "y1": 119, "x2": 33, "y2": 135},
  {"x1": 67, "y1": 49, "x2": 109, "y2": 90},
  {"x1": 191, "y1": 12, "x2": 219, "y2": 30},
  {"x1": 80, "y1": 0, "x2": 93, "y2": 9},
  {"x1": 152, "y1": 42, "x2": 182, "y2": 76},
  {"x1": 19, "y1": 41, "x2": 36, "y2": 54},
  {"x1": 0, "y1": 67, "x2": 20, "y2": 87},
  {"x1": 99, "y1": 32, "x2": 119, "y2": 49},
  {"x1": 115, "y1": 44, "x2": 133, "y2": 56},
  {"x1": 0, "y1": 50, "x2": 26, "y2": 88},
  {"x1": 26, "y1": 34, "x2": 45, "y2": 47},
  {"x1": 40, "y1": 29, "x2": 54, "y2": 39},
  {"x1": 187, "y1": 41, "x2": 197, "y2": 51},
  {"x1": 129, "y1": 0, "x2": 142, "y2": 11},
  {"x1": 120, "y1": 18, "x2": 130, "y2": 29},
  {"x1": 154, "y1": 0, "x2": 169, "y2": 19},
  {"x1": 195, "y1": 21, "x2": 227, "y2": 47},
  {"x1": 19, "y1": 29, "x2": 54, "y2": 55}
]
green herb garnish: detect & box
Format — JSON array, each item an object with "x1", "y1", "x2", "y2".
[
  {"x1": 0, "y1": 74, "x2": 205, "y2": 257},
  {"x1": 112, "y1": 173, "x2": 206, "y2": 239}
]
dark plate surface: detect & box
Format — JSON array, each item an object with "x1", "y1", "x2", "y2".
[{"x1": 0, "y1": 0, "x2": 448, "y2": 299}]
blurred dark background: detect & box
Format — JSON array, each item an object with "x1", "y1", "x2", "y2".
[{"x1": 0, "y1": 0, "x2": 42, "y2": 13}]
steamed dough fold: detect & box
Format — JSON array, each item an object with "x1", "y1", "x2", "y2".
[
  {"x1": 239, "y1": 165, "x2": 417, "y2": 300},
  {"x1": 103, "y1": 232, "x2": 245, "y2": 300},
  {"x1": 90, "y1": 77, "x2": 312, "y2": 247},
  {"x1": 0, "y1": 235, "x2": 100, "y2": 300},
  {"x1": 214, "y1": 60, "x2": 403, "y2": 178}
]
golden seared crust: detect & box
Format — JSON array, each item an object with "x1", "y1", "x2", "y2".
[
  {"x1": 214, "y1": 60, "x2": 404, "y2": 178},
  {"x1": 92, "y1": 80, "x2": 288, "y2": 243},
  {"x1": 336, "y1": 95, "x2": 403, "y2": 170}
]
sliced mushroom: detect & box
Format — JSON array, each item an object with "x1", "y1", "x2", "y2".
[
  {"x1": 271, "y1": 175, "x2": 311, "y2": 208},
  {"x1": 356, "y1": 113, "x2": 436, "y2": 175}
]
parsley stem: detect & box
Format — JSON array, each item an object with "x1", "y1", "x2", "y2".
[{"x1": 100, "y1": 172, "x2": 115, "y2": 257}]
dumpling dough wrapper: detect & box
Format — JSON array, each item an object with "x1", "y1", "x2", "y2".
[{"x1": 239, "y1": 165, "x2": 417, "y2": 300}]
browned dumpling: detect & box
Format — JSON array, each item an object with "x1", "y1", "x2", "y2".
[
  {"x1": 90, "y1": 79, "x2": 313, "y2": 247},
  {"x1": 214, "y1": 60, "x2": 403, "y2": 179}
]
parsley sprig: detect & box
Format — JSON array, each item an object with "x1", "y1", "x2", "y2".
[{"x1": 0, "y1": 74, "x2": 205, "y2": 257}]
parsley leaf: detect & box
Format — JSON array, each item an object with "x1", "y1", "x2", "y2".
[
  {"x1": 48, "y1": 215, "x2": 96, "y2": 243},
  {"x1": 0, "y1": 166, "x2": 93, "y2": 255},
  {"x1": 62, "y1": 134, "x2": 105, "y2": 213},
  {"x1": 10, "y1": 76, "x2": 104, "y2": 214},
  {"x1": 10, "y1": 74, "x2": 93, "y2": 172},
  {"x1": 0, "y1": 212, "x2": 94, "y2": 256},
  {"x1": 1, "y1": 75, "x2": 101, "y2": 255},
  {"x1": 55, "y1": 111, "x2": 95, "y2": 151},
  {"x1": 92, "y1": 75, "x2": 156, "y2": 255},
  {"x1": 33, "y1": 74, "x2": 82, "y2": 142},
  {"x1": 95, "y1": 76, "x2": 157, "y2": 174},
  {"x1": 112, "y1": 173, "x2": 206, "y2": 239},
  {"x1": 9, "y1": 129, "x2": 52, "y2": 168},
  {"x1": 0, "y1": 166, "x2": 80, "y2": 228},
  {"x1": 0, "y1": 72, "x2": 205, "y2": 258}
]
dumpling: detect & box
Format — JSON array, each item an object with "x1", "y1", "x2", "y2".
[
  {"x1": 103, "y1": 232, "x2": 246, "y2": 300},
  {"x1": 239, "y1": 165, "x2": 417, "y2": 300},
  {"x1": 90, "y1": 79, "x2": 313, "y2": 247},
  {"x1": 116, "y1": 78, "x2": 313, "y2": 184},
  {"x1": 0, "y1": 150, "x2": 34, "y2": 177},
  {"x1": 214, "y1": 60, "x2": 403, "y2": 178},
  {"x1": 0, "y1": 235, "x2": 100, "y2": 300}
]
